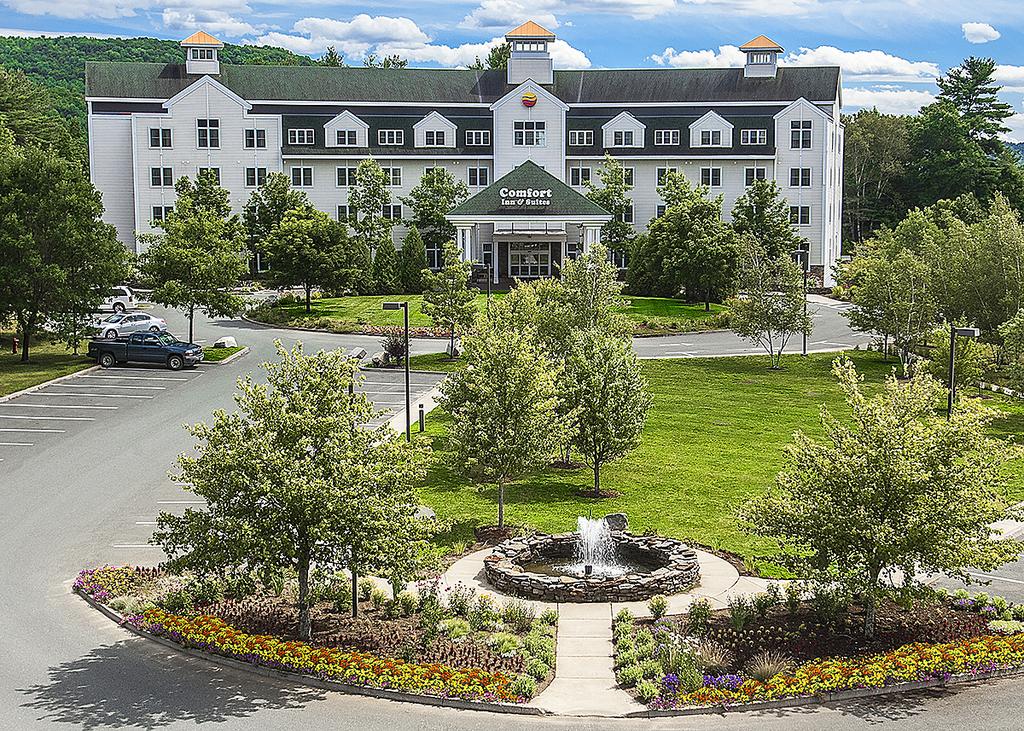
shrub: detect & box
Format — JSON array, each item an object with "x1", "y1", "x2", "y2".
[
  {"x1": 727, "y1": 595, "x2": 752, "y2": 630},
  {"x1": 993, "y1": 596, "x2": 1010, "y2": 614},
  {"x1": 617, "y1": 662, "x2": 644, "y2": 688},
  {"x1": 694, "y1": 640, "x2": 733, "y2": 674},
  {"x1": 810, "y1": 586, "x2": 847, "y2": 625},
  {"x1": 440, "y1": 618, "x2": 471, "y2": 639},
  {"x1": 447, "y1": 584, "x2": 476, "y2": 617},
  {"x1": 381, "y1": 327, "x2": 407, "y2": 364},
  {"x1": 616, "y1": 635, "x2": 636, "y2": 656},
  {"x1": 502, "y1": 600, "x2": 536, "y2": 633},
  {"x1": 469, "y1": 595, "x2": 499, "y2": 631},
  {"x1": 784, "y1": 582, "x2": 802, "y2": 614},
  {"x1": 370, "y1": 587, "x2": 389, "y2": 611},
  {"x1": 1012, "y1": 605, "x2": 1024, "y2": 621},
  {"x1": 531, "y1": 618, "x2": 556, "y2": 637},
  {"x1": 640, "y1": 658, "x2": 663, "y2": 679},
  {"x1": 489, "y1": 632, "x2": 523, "y2": 656},
  {"x1": 539, "y1": 607, "x2": 559, "y2": 626},
  {"x1": 635, "y1": 679, "x2": 659, "y2": 702},
  {"x1": 524, "y1": 630, "x2": 556, "y2": 665},
  {"x1": 634, "y1": 628, "x2": 655, "y2": 658},
  {"x1": 613, "y1": 619, "x2": 636, "y2": 641},
  {"x1": 160, "y1": 588, "x2": 194, "y2": 614},
  {"x1": 954, "y1": 588, "x2": 970, "y2": 601},
  {"x1": 189, "y1": 577, "x2": 225, "y2": 606},
  {"x1": 648, "y1": 594, "x2": 669, "y2": 619},
  {"x1": 989, "y1": 620, "x2": 1024, "y2": 634},
  {"x1": 396, "y1": 590, "x2": 418, "y2": 618},
  {"x1": 745, "y1": 649, "x2": 796, "y2": 682},
  {"x1": 753, "y1": 591, "x2": 778, "y2": 619},
  {"x1": 686, "y1": 599, "x2": 712, "y2": 635},
  {"x1": 525, "y1": 658, "x2": 550, "y2": 680},
  {"x1": 358, "y1": 577, "x2": 376, "y2": 601},
  {"x1": 974, "y1": 592, "x2": 991, "y2": 608},
  {"x1": 508, "y1": 674, "x2": 537, "y2": 699},
  {"x1": 615, "y1": 648, "x2": 639, "y2": 669},
  {"x1": 615, "y1": 608, "x2": 635, "y2": 624}
]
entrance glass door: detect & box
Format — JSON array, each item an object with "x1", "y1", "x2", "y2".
[{"x1": 508, "y1": 242, "x2": 551, "y2": 278}]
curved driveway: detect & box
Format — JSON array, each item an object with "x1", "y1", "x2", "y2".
[{"x1": 2, "y1": 301, "x2": 1020, "y2": 729}]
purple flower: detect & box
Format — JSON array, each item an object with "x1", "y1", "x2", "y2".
[{"x1": 703, "y1": 673, "x2": 743, "y2": 691}]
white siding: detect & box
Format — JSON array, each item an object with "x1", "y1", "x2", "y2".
[
  {"x1": 492, "y1": 84, "x2": 565, "y2": 180},
  {"x1": 89, "y1": 114, "x2": 137, "y2": 252},
  {"x1": 774, "y1": 101, "x2": 827, "y2": 272}
]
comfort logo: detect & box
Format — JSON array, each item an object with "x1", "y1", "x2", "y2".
[{"x1": 521, "y1": 91, "x2": 538, "y2": 107}]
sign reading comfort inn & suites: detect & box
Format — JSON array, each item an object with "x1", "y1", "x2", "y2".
[{"x1": 499, "y1": 187, "x2": 553, "y2": 207}]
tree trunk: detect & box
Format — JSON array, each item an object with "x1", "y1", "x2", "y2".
[
  {"x1": 497, "y1": 482, "x2": 505, "y2": 529},
  {"x1": 297, "y1": 551, "x2": 312, "y2": 641},
  {"x1": 592, "y1": 463, "x2": 601, "y2": 498},
  {"x1": 20, "y1": 328, "x2": 30, "y2": 363},
  {"x1": 449, "y1": 325, "x2": 455, "y2": 358},
  {"x1": 188, "y1": 304, "x2": 195, "y2": 344},
  {"x1": 705, "y1": 291, "x2": 711, "y2": 312},
  {"x1": 863, "y1": 593, "x2": 877, "y2": 639},
  {"x1": 351, "y1": 561, "x2": 359, "y2": 619},
  {"x1": 305, "y1": 284, "x2": 312, "y2": 313}
]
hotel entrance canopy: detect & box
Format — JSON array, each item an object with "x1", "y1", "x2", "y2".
[{"x1": 446, "y1": 161, "x2": 612, "y2": 267}]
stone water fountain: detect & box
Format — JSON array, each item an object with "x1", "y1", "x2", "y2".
[{"x1": 483, "y1": 514, "x2": 701, "y2": 602}]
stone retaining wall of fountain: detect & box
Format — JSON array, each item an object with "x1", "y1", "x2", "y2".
[{"x1": 484, "y1": 531, "x2": 701, "y2": 602}]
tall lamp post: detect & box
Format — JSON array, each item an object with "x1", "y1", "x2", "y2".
[
  {"x1": 382, "y1": 301, "x2": 411, "y2": 441},
  {"x1": 474, "y1": 258, "x2": 493, "y2": 310},
  {"x1": 947, "y1": 324, "x2": 981, "y2": 420},
  {"x1": 791, "y1": 247, "x2": 810, "y2": 357}
]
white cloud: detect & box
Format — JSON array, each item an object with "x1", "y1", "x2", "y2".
[
  {"x1": 649, "y1": 43, "x2": 938, "y2": 83},
  {"x1": 994, "y1": 64, "x2": 1024, "y2": 92},
  {"x1": 460, "y1": 0, "x2": 676, "y2": 29},
  {"x1": 1004, "y1": 112, "x2": 1024, "y2": 143},
  {"x1": 0, "y1": 0, "x2": 252, "y2": 22},
  {"x1": 162, "y1": 9, "x2": 257, "y2": 38},
  {"x1": 842, "y1": 86, "x2": 935, "y2": 115},
  {"x1": 962, "y1": 22, "x2": 1000, "y2": 44},
  {"x1": 257, "y1": 15, "x2": 590, "y2": 68},
  {"x1": 0, "y1": 27, "x2": 125, "y2": 37}
]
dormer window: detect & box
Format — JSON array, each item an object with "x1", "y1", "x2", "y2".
[
  {"x1": 424, "y1": 130, "x2": 446, "y2": 147},
  {"x1": 748, "y1": 52, "x2": 773, "y2": 65},
  {"x1": 336, "y1": 130, "x2": 357, "y2": 146},
  {"x1": 612, "y1": 130, "x2": 635, "y2": 147},
  {"x1": 700, "y1": 130, "x2": 722, "y2": 146},
  {"x1": 191, "y1": 48, "x2": 215, "y2": 61}
]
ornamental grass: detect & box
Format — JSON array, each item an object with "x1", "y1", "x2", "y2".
[{"x1": 653, "y1": 634, "x2": 1024, "y2": 709}]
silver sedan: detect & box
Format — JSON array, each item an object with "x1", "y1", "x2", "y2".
[{"x1": 96, "y1": 312, "x2": 168, "y2": 339}]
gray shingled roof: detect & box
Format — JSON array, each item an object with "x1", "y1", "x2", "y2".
[
  {"x1": 86, "y1": 62, "x2": 840, "y2": 105},
  {"x1": 448, "y1": 161, "x2": 610, "y2": 218}
]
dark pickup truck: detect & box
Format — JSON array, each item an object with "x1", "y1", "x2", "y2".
[{"x1": 88, "y1": 331, "x2": 204, "y2": 370}]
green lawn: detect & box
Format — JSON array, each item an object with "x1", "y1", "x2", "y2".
[
  {"x1": 253, "y1": 294, "x2": 726, "y2": 336},
  {"x1": 202, "y1": 345, "x2": 246, "y2": 362},
  {"x1": 0, "y1": 334, "x2": 93, "y2": 397},
  {"x1": 416, "y1": 351, "x2": 1024, "y2": 573}
]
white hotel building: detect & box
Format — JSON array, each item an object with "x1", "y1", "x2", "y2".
[{"x1": 86, "y1": 22, "x2": 844, "y2": 285}]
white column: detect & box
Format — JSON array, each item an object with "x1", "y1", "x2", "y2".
[
  {"x1": 582, "y1": 225, "x2": 602, "y2": 254},
  {"x1": 456, "y1": 224, "x2": 473, "y2": 261}
]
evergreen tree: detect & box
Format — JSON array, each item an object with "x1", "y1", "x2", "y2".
[
  {"x1": 0, "y1": 66, "x2": 80, "y2": 162},
  {"x1": 362, "y1": 53, "x2": 408, "y2": 68},
  {"x1": 486, "y1": 43, "x2": 511, "y2": 70},
  {"x1": 398, "y1": 225, "x2": 428, "y2": 293},
  {"x1": 937, "y1": 57, "x2": 1014, "y2": 152},
  {"x1": 371, "y1": 240, "x2": 400, "y2": 294},
  {"x1": 349, "y1": 236, "x2": 374, "y2": 295},
  {"x1": 731, "y1": 179, "x2": 807, "y2": 262},
  {"x1": 401, "y1": 167, "x2": 469, "y2": 261},
  {"x1": 318, "y1": 46, "x2": 346, "y2": 66}
]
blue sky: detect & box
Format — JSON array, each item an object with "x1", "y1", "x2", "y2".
[{"x1": 3, "y1": 0, "x2": 1024, "y2": 139}]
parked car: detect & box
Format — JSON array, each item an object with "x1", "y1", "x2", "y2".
[
  {"x1": 96, "y1": 312, "x2": 167, "y2": 339},
  {"x1": 88, "y1": 331, "x2": 204, "y2": 371},
  {"x1": 99, "y1": 286, "x2": 137, "y2": 313}
]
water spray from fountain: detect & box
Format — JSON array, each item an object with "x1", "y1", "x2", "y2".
[{"x1": 570, "y1": 516, "x2": 625, "y2": 578}]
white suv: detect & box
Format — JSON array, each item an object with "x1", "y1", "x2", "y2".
[{"x1": 100, "y1": 286, "x2": 137, "y2": 313}]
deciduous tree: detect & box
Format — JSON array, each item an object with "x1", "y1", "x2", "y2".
[
  {"x1": 731, "y1": 179, "x2": 806, "y2": 263},
  {"x1": 348, "y1": 158, "x2": 397, "y2": 267},
  {"x1": 740, "y1": 356, "x2": 1021, "y2": 638},
  {"x1": 400, "y1": 167, "x2": 468, "y2": 263},
  {"x1": 263, "y1": 205, "x2": 351, "y2": 311},
  {"x1": 585, "y1": 153, "x2": 634, "y2": 265},
  {"x1": 421, "y1": 241, "x2": 478, "y2": 354},
  {"x1": 242, "y1": 172, "x2": 309, "y2": 266}
]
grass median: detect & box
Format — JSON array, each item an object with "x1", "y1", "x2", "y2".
[{"x1": 0, "y1": 333, "x2": 92, "y2": 397}]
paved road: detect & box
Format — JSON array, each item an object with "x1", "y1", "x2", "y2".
[{"x1": 3, "y1": 301, "x2": 1022, "y2": 729}]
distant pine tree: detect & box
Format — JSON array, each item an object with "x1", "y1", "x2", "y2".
[{"x1": 371, "y1": 240, "x2": 400, "y2": 294}]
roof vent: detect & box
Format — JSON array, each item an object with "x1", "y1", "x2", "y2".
[{"x1": 740, "y1": 35, "x2": 783, "y2": 78}]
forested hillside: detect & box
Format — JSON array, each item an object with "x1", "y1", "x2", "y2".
[{"x1": 0, "y1": 35, "x2": 314, "y2": 145}]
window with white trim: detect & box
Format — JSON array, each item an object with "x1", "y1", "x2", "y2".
[
  {"x1": 382, "y1": 167, "x2": 402, "y2": 186},
  {"x1": 149, "y1": 128, "x2": 172, "y2": 148},
  {"x1": 654, "y1": 129, "x2": 680, "y2": 146},
  {"x1": 656, "y1": 204, "x2": 667, "y2": 217},
  {"x1": 620, "y1": 203, "x2": 634, "y2": 224},
  {"x1": 699, "y1": 129, "x2": 722, "y2": 147},
  {"x1": 514, "y1": 120, "x2": 545, "y2": 146},
  {"x1": 700, "y1": 167, "x2": 721, "y2": 187},
  {"x1": 509, "y1": 242, "x2": 550, "y2": 278},
  {"x1": 424, "y1": 130, "x2": 446, "y2": 146},
  {"x1": 337, "y1": 205, "x2": 351, "y2": 223},
  {"x1": 382, "y1": 204, "x2": 402, "y2": 220},
  {"x1": 740, "y1": 129, "x2": 767, "y2": 145},
  {"x1": 623, "y1": 167, "x2": 634, "y2": 187},
  {"x1": 191, "y1": 48, "x2": 214, "y2": 61},
  {"x1": 568, "y1": 130, "x2": 593, "y2": 146},
  {"x1": 245, "y1": 167, "x2": 267, "y2": 187},
  {"x1": 288, "y1": 129, "x2": 315, "y2": 145},
  {"x1": 378, "y1": 129, "x2": 404, "y2": 145},
  {"x1": 336, "y1": 129, "x2": 357, "y2": 146},
  {"x1": 612, "y1": 130, "x2": 635, "y2": 147},
  {"x1": 744, "y1": 167, "x2": 767, "y2": 186},
  {"x1": 244, "y1": 128, "x2": 266, "y2": 149},
  {"x1": 468, "y1": 167, "x2": 489, "y2": 187},
  {"x1": 336, "y1": 167, "x2": 358, "y2": 187},
  {"x1": 465, "y1": 130, "x2": 490, "y2": 146},
  {"x1": 790, "y1": 167, "x2": 812, "y2": 187},
  {"x1": 426, "y1": 240, "x2": 442, "y2": 270},
  {"x1": 198, "y1": 167, "x2": 221, "y2": 184},
  {"x1": 791, "y1": 120, "x2": 812, "y2": 149},
  {"x1": 151, "y1": 205, "x2": 173, "y2": 221},
  {"x1": 789, "y1": 206, "x2": 811, "y2": 225},
  {"x1": 150, "y1": 167, "x2": 173, "y2": 187},
  {"x1": 196, "y1": 118, "x2": 219, "y2": 148},
  {"x1": 656, "y1": 167, "x2": 677, "y2": 186},
  {"x1": 569, "y1": 167, "x2": 591, "y2": 187},
  {"x1": 291, "y1": 166, "x2": 313, "y2": 187}
]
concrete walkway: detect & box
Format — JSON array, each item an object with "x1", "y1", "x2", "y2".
[{"x1": 532, "y1": 602, "x2": 638, "y2": 716}]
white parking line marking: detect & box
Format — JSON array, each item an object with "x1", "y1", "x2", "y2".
[
  {"x1": 50, "y1": 383, "x2": 166, "y2": 391},
  {"x1": 135, "y1": 521, "x2": 158, "y2": 526},
  {"x1": 967, "y1": 572, "x2": 1024, "y2": 586},
  {"x1": 0, "y1": 414, "x2": 95, "y2": 421},
  {"x1": 32, "y1": 392, "x2": 154, "y2": 399},
  {"x1": 0, "y1": 442, "x2": 33, "y2": 446},
  {"x1": 80, "y1": 375, "x2": 188, "y2": 382},
  {"x1": 656, "y1": 342, "x2": 694, "y2": 348},
  {"x1": 0, "y1": 403, "x2": 118, "y2": 410},
  {"x1": 0, "y1": 428, "x2": 64, "y2": 433}
]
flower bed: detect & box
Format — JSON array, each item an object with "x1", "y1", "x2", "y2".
[
  {"x1": 611, "y1": 588, "x2": 1024, "y2": 710},
  {"x1": 75, "y1": 566, "x2": 556, "y2": 705}
]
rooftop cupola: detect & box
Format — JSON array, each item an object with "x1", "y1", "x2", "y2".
[
  {"x1": 740, "y1": 35, "x2": 783, "y2": 78},
  {"x1": 181, "y1": 31, "x2": 224, "y2": 75},
  {"x1": 505, "y1": 21, "x2": 556, "y2": 85}
]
